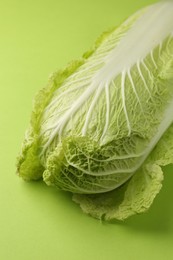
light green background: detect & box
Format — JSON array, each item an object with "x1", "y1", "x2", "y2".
[{"x1": 0, "y1": 0, "x2": 173, "y2": 259}]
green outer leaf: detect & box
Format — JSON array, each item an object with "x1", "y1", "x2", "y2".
[
  {"x1": 72, "y1": 124, "x2": 173, "y2": 221},
  {"x1": 16, "y1": 134, "x2": 44, "y2": 181},
  {"x1": 73, "y1": 164, "x2": 163, "y2": 221}
]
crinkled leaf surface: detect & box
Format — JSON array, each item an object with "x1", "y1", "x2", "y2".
[
  {"x1": 73, "y1": 124, "x2": 173, "y2": 220},
  {"x1": 17, "y1": 1, "x2": 173, "y2": 220}
]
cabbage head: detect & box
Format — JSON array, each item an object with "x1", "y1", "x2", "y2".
[{"x1": 17, "y1": 1, "x2": 173, "y2": 220}]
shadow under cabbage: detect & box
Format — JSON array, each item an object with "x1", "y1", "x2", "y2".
[{"x1": 109, "y1": 164, "x2": 173, "y2": 234}]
